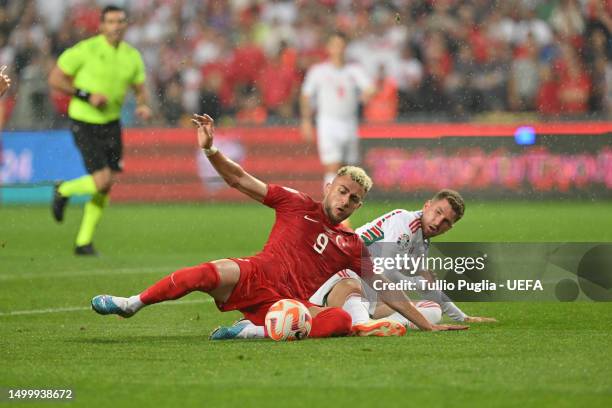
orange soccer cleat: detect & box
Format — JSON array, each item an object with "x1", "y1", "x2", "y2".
[{"x1": 352, "y1": 318, "x2": 407, "y2": 337}]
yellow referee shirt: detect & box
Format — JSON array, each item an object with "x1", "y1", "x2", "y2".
[{"x1": 57, "y1": 34, "x2": 146, "y2": 124}]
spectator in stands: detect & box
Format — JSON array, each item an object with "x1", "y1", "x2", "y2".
[
  {"x1": 557, "y1": 43, "x2": 591, "y2": 114},
  {"x1": 389, "y1": 43, "x2": 423, "y2": 116},
  {"x1": 365, "y1": 64, "x2": 398, "y2": 123},
  {"x1": 257, "y1": 42, "x2": 299, "y2": 120},
  {"x1": 198, "y1": 70, "x2": 223, "y2": 122},
  {"x1": 0, "y1": 0, "x2": 608, "y2": 127},
  {"x1": 446, "y1": 42, "x2": 481, "y2": 116},
  {"x1": 473, "y1": 41, "x2": 511, "y2": 112},
  {"x1": 160, "y1": 79, "x2": 184, "y2": 126},
  {"x1": 583, "y1": 23, "x2": 611, "y2": 112},
  {"x1": 236, "y1": 86, "x2": 267, "y2": 125},
  {"x1": 536, "y1": 63, "x2": 561, "y2": 116},
  {"x1": 419, "y1": 30, "x2": 452, "y2": 112},
  {"x1": 508, "y1": 33, "x2": 542, "y2": 111}
]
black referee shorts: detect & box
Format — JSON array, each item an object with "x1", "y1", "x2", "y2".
[{"x1": 70, "y1": 119, "x2": 123, "y2": 174}]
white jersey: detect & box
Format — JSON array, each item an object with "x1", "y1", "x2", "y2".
[
  {"x1": 310, "y1": 209, "x2": 468, "y2": 321},
  {"x1": 356, "y1": 209, "x2": 429, "y2": 262},
  {"x1": 301, "y1": 61, "x2": 372, "y2": 122}
]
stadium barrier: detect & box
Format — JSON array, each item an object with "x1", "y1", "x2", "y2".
[{"x1": 1, "y1": 123, "x2": 610, "y2": 204}]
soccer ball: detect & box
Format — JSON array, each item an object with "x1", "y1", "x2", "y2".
[{"x1": 265, "y1": 299, "x2": 312, "y2": 341}]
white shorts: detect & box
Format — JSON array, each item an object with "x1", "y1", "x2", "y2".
[
  {"x1": 309, "y1": 269, "x2": 378, "y2": 315},
  {"x1": 316, "y1": 117, "x2": 359, "y2": 165}
]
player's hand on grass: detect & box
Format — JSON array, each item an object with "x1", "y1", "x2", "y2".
[
  {"x1": 432, "y1": 324, "x2": 469, "y2": 331},
  {"x1": 135, "y1": 104, "x2": 152, "y2": 121},
  {"x1": 89, "y1": 93, "x2": 108, "y2": 108},
  {"x1": 464, "y1": 316, "x2": 497, "y2": 323},
  {"x1": 192, "y1": 113, "x2": 214, "y2": 149},
  {"x1": 0, "y1": 65, "x2": 11, "y2": 97}
]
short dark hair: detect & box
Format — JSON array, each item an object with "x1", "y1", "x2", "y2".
[
  {"x1": 101, "y1": 5, "x2": 126, "y2": 21},
  {"x1": 432, "y1": 189, "x2": 465, "y2": 222}
]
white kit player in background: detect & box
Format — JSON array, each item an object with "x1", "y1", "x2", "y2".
[
  {"x1": 300, "y1": 32, "x2": 375, "y2": 188},
  {"x1": 310, "y1": 189, "x2": 498, "y2": 328}
]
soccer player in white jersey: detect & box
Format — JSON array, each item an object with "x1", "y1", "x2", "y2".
[
  {"x1": 311, "y1": 189, "x2": 497, "y2": 329},
  {"x1": 300, "y1": 32, "x2": 375, "y2": 188}
]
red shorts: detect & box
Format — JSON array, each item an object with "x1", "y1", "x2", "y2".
[{"x1": 215, "y1": 257, "x2": 315, "y2": 326}]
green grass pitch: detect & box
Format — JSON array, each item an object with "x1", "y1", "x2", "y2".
[{"x1": 1, "y1": 201, "x2": 611, "y2": 407}]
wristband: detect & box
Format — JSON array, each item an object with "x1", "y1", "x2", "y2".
[
  {"x1": 202, "y1": 145, "x2": 218, "y2": 157},
  {"x1": 74, "y1": 88, "x2": 91, "y2": 102}
]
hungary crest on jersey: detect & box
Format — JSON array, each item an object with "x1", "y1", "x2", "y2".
[{"x1": 396, "y1": 233, "x2": 411, "y2": 250}]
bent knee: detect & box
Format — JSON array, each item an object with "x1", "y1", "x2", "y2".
[
  {"x1": 98, "y1": 184, "x2": 112, "y2": 194},
  {"x1": 334, "y1": 277, "x2": 363, "y2": 295},
  {"x1": 325, "y1": 278, "x2": 364, "y2": 308},
  {"x1": 93, "y1": 177, "x2": 113, "y2": 193}
]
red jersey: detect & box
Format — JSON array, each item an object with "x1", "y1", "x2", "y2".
[{"x1": 247, "y1": 184, "x2": 368, "y2": 301}]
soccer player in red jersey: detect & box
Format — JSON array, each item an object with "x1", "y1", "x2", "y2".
[{"x1": 92, "y1": 113, "x2": 465, "y2": 338}]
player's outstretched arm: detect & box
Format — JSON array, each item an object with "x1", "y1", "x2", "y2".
[
  {"x1": 377, "y1": 276, "x2": 468, "y2": 331},
  {"x1": 464, "y1": 316, "x2": 498, "y2": 323},
  {"x1": 0, "y1": 65, "x2": 11, "y2": 97},
  {"x1": 192, "y1": 113, "x2": 267, "y2": 202}
]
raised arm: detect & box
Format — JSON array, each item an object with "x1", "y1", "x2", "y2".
[{"x1": 192, "y1": 113, "x2": 268, "y2": 202}]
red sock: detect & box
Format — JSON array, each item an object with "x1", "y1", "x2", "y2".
[
  {"x1": 140, "y1": 263, "x2": 220, "y2": 305},
  {"x1": 309, "y1": 308, "x2": 352, "y2": 338}
]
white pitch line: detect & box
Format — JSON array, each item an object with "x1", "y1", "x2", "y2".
[
  {"x1": 0, "y1": 298, "x2": 213, "y2": 317},
  {"x1": 0, "y1": 266, "x2": 179, "y2": 282}
]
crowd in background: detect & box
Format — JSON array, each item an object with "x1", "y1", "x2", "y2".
[{"x1": 1, "y1": 0, "x2": 612, "y2": 129}]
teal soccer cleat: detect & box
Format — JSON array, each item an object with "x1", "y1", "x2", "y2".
[
  {"x1": 209, "y1": 320, "x2": 252, "y2": 340},
  {"x1": 91, "y1": 295, "x2": 134, "y2": 318}
]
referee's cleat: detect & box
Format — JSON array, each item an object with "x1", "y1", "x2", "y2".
[
  {"x1": 75, "y1": 243, "x2": 98, "y2": 256},
  {"x1": 209, "y1": 320, "x2": 252, "y2": 340},
  {"x1": 91, "y1": 295, "x2": 134, "y2": 318},
  {"x1": 352, "y1": 318, "x2": 407, "y2": 337},
  {"x1": 51, "y1": 182, "x2": 69, "y2": 223}
]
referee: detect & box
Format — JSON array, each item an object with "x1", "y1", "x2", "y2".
[{"x1": 48, "y1": 5, "x2": 152, "y2": 255}]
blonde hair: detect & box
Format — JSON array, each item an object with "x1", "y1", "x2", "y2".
[
  {"x1": 432, "y1": 189, "x2": 465, "y2": 221},
  {"x1": 337, "y1": 166, "x2": 373, "y2": 193}
]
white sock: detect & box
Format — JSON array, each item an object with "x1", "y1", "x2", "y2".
[
  {"x1": 239, "y1": 320, "x2": 266, "y2": 339},
  {"x1": 387, "y1": 303, "x2": 442, "y2": 330},
  {"x1": 343, "y1": 294, "x2": 370, "y2": 325},
  {"x1": 388, "y1": 311, "x2": 409, "y2": 326},
  {"x1": 126, "y1": 295, "x2": 145, "y2": 314}
]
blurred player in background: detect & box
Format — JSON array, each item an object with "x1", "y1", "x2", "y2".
[
  {"x1": 91, "y1": 113, "x2": 466, "y2": 339},
  {"x1": 300, "y1": 32, "x2": 375, "y2": 189},
  {"x1": 48, "y1": 5, "x2": 152, "y2": 255},
  {"x1": 313, "y1": 190, "x2": 497, "y2": 329}
]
